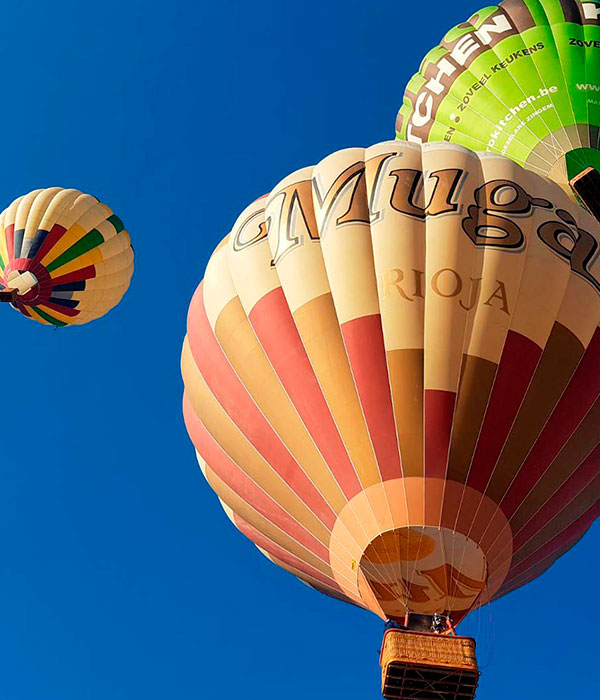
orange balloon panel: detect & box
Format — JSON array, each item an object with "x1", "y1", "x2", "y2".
[{"x1": 182, "y1": 141, "x2": 600, "y2": 622}]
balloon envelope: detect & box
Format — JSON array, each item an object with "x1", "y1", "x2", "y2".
[
  {"x1": 182, "y1": 141, "x2": 600, "y2": 623},
  {"x1": 0, "y1": 188, "x2": 133, "y2": 326},
  {"x1": 396, "y1": 0, "x2": 600, "y2": 198}
]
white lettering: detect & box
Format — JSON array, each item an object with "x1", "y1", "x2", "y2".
[
  {"x1": 412, "y1": 92, "x2": 434, "y2": 127},
  {"x1": 450, "y1": 34, "x2": 480, "y2": 65},
  {"x1": 425, "y1": 58, "x2": 456, "y2": 96},
  {"x1": 406, "y1": 124, "x2": 423, "y2": 143},
  {"x1": 474, "y1": 15, "x2": 512, "y2": 45}
]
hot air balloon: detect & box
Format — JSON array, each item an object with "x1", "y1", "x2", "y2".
[
  {"x1": 181, "y1": 140, "x2": 600, "y2": 699},
  {"x1": 0, "y1": 188, "x2": 133, "y2": 326},
  {"x1": 396, "y1": 0, "x2": 600, "y2": 216}
]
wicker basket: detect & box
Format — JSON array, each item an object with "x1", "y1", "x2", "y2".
[{"x1": 380, "y1": 629, "x2": 479, "y2": 699}]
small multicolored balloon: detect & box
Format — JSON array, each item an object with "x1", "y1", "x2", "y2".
[{"x1": 0, "y1": 187, "x2": 133, "y2": 326}]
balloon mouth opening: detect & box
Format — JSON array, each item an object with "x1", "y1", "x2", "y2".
[
  {"x1": 6, "y1": 270, "x2": 39, "y2": 296},
  {"x1": 3, "y1": 261, "x2": 53, "y2": 307},
  {"x1": 359, "y1": 526, "x2": 488, "y2": 620}
]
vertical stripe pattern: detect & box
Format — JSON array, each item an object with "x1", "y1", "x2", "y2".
[{"x1": 182, "y1": 141, "x2": 600, "y2": 623}]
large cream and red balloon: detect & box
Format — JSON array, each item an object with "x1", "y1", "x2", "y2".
[{"x1": 182, "y1": 141, "x2": 600, "y2": 623}]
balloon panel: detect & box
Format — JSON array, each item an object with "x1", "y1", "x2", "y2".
[
  {"x1": 396, "y1": 0, "x2": 600, "y2": 196},
  {"x1": 182, "y1": 141, "x2": 600, "y2": 622}
]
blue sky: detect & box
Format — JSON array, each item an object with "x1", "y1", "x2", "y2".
[{"x1": 0, "y1": 1, "x2": 597, "y2": 698}]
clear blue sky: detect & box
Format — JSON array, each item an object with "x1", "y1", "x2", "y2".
[{"x1": 0, "y1": 1, "x2": 596, "y2": 698}]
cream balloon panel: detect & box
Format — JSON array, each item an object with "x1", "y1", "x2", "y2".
[
  {"x1": 13, "y1": 188, "x2": 63, "y2": 257},
  {"x1": 203, "y1": 237, "x2": 237, "y2": 328},
  {"x1": 265, "y1": 166, "x2": 327, "y2": 313},
  {"x1": 313, "y1": 147, "x2": 380, "y2": 325},
  {"x1": 227, "y1": 197, "x2": 280, "y2": 315},
  {"x1": 365, "y1": 142, "x2": 426, "y2": 352}
]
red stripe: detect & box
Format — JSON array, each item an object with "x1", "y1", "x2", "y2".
[
  {"x1": 307, "y1": 581, "x2": 356, "y2": 605},
  {"x1": 183, "y1": 395, "x2": 330, "y2": 562},
  {"x1": 512, "y1": 445, "x2": 600, "y2": 550},
  {"x1": 496, "y1": 517, "x2": 596, "y2": 599},
  {"x1": 340, "y1": 314, "x2": 402, "y2": 480},
  {"x1": 501, "y1": 329, "x2": 600, "y2": 517},
  {"x1": 33, "y1": 223, "x2": 67, "y2": 263},
  {"x1": 50, "y1": 265, "x2": 96, "y2": 286},
  {"x1": 232, "y1": 514, "x2": 341, "y2": 593},
  {"x1": 495, "y1": 542, "x2": 572, "y2": 600},
  {"x1": 187, "y1": 284, "x2": 336, "y2": 527},
  {"x1": 425, "y1": 390, "x2": 456, "y2": 479},
  {"x1": 5, "y1": 223, "x2": 14, "y2": 262},
  {"x1": 40, "y1": 301, "x2": 80, "y2": 317},
  {"x1": 16, "y1": 302, "x2": 31, "y2": 317},
  {"x1": 249, "y1": 288, "x2": 361, "y2": 498},
  {"x1": 468, "y1": 331, "x2": 541, "y2": 493},
  {"x1": 501, "y1": 501, "x2": 599, "y2": 585}
]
